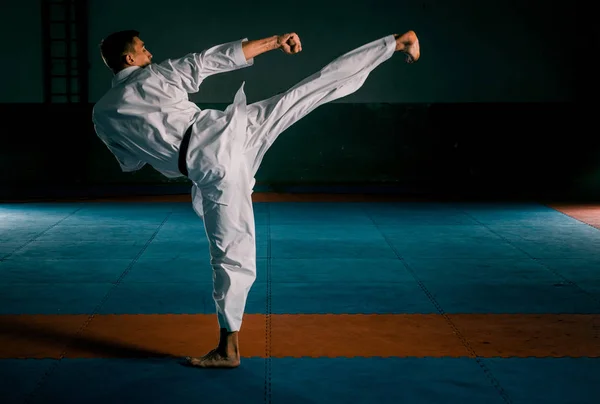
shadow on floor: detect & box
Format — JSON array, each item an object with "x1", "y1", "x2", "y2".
[{"x1": 0, "y1": 316, "x2": 174, "y2": 359}]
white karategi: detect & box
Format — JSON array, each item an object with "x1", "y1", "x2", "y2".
[{"x1": 92, "y1": 34, "x2": 397, "y2": 332}]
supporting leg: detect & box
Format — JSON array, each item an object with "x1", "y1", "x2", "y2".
[{"x1": 186, "y1": 167, "x2": 256, "y2": 368}]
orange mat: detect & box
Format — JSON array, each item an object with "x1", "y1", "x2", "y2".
[{"x1": 1, "y1": 313, "x2": 597, "y2": 359}]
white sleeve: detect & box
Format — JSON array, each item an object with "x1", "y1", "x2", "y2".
[{"x1": 155, "y1": 38, "x2": 254, "y2": 93}]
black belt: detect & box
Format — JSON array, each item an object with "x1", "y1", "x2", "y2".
[{"x1": 178, "y1": 125, "x2": 193, "y2": 177}]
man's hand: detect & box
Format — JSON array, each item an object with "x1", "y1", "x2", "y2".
[
  {"x1": 242, "y1": 34, "x2": 302, "y2": 61},
  {"x1": 277, "y1": 33, "x2": 302, "y2": 54}
]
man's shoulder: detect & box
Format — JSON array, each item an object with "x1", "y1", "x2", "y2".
[
  {"x1": 147, "y1": 61, "x2": 171, "y2": 76},
  {"x1": 145, "y1": 61, "x2": 183, "y2": 86}
]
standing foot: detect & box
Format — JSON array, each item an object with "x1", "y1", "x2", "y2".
[
  {"x1": 184, "y1": 349, "x2": 241, "y2": 369},
  {"x1": 183, "y1": 328, "x2": 241, "y2": 369},
  {"x1": 394, "y1": 30, "x2": 420, "y2": 63}
]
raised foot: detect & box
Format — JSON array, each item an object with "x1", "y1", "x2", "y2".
[
  {"x1": 184, "y1": 349, "x2": 240, "y2": 369},
  {"x1": 394, "y1": 30, "x2": 420, "y2": 63}
]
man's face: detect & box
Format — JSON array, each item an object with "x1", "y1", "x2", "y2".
[{"x1": 125, "y1": 36, "x2": 152, "y2": 68}]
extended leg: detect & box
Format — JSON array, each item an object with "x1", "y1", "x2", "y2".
[{"x1": 243, "y1": 31, "x2": 419, "y2": 176}]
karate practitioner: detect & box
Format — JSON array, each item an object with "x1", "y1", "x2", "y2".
[{"x1": 92, "y1": 29, "x2": 420, "y2": 368}]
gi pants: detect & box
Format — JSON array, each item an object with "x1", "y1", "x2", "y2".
[{"x1": 196, "y1": 34, "x2": 397, "y2": 332}]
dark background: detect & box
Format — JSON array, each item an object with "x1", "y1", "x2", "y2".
[{"x1": 0, "y1": 0, "x2": 591, "y2": 201}]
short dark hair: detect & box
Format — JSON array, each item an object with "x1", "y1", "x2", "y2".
[{"x1": 99, "y1": 30, "x2": 140, "y2": 73}]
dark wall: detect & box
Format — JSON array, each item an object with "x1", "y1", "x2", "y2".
[
  {"x1": 0, "y1": 0, "x2": 579, "y2": 103},
  {"x1": 0, "y1": 0, "x2": 593, "y2": 201},
  {"x1": 1, "y1": 101, "x2": 595, "y2": 201},
  {"x1": 85, "y1": 0, "x2": 575, "y2": 104}
]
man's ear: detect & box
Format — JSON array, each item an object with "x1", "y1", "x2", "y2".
[{"x1": 124, "y1": 53, "x2": 135, "y2": 65}]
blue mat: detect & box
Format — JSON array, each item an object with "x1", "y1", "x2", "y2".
[
  {"x1": 269, "y1": 258, "x2": 413, "y2": 283},
  {"x1": 98, "y1": 282, "x2": 267, "y2": 315},
  {"x1": 364, "y1": 202, "x2": 479, "y2": 225},
  {"x1": 268, "y1": 202, "x2": 373, "y2": 225},
  {"x1": 0, "y1": 359, "x2": 57, "y2": 404},
  {"x1": 271, "y1": 357, "x2": 508, "y2": 403},
  {"x1": 1, "y1": 357, "x2": 598, "y2": 404},
  {"x1": 487, "y1": 224, "x2": 600, "y2": 259},
  {"x1": 482, "y1": 357, "x2": 600, "y2": 404},
  {"x1": 379, "y1": 224, "x2": 528, "y2": 259},
  {"x1": 0, "y1": 258, "x2": 131, "y2": 283},
  {"x1": 540, "y1": 258, "x2": 600, "y2": 298},
  {"x1": 9, "y1": 241, "x2": 146, "y2": 260},
  {"x1": 124, "y1": 257, "x2": 268, "y2": 284},
  {"x1": 0, "y1": 282, "x2": 112, "y2": 315},
  {"x1": 269, "y1": 282, "x2": 436, "y2": 314},
  {"x1": 270, "y1": 224, "x2": 397, "y2": 259},
  {"x1": 25, "y1": 358, "x2": 266, "y2": 404},
  {"x1": 403, "y1": 257, "x2": 600, "y2": 313}
]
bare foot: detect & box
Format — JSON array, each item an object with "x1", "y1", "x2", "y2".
[
  {"x1": 184, "y1": 328, "x2": 241, "y2": 369},
  {"x1": 394, "y1": 30, "x2": 420, "y2": 63},
  {"x1": 185, "y1": 349, "x2": 241, "y2": 369}
]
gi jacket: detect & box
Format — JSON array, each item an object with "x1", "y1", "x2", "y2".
[{"x1": 92, "y1": 38, "x2": 254, "y2": 205}]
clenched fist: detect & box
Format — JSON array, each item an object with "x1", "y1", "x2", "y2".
[{"x1": 277, "y1": 33, "x2": 302, "y2": 54}]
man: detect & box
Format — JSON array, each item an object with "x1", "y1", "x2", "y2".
[{"x1": 92, "y1": 29, "x2": 420, "y2": 368}]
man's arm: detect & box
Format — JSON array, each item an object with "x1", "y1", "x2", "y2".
[
  {"x1": 156, "y1": 34, "x2": 302, "y2": 93},
  {"x1": 242, "y1": 33, "x2": 302, "y2": 60},
  {"x1": 156, "y1": 39, "x2": 254, "y2": 93}
]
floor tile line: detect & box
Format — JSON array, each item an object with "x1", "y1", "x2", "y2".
[
  {"x1": 265, "y1": 203, "x2": 272, "y2": 404},
  {"x1": 362, "y1": 206, "x2": 514, "y2": 404},
  {"x1": 22, "y1": 212, "x2": 172, "y2": 404},
  {"x1": 461, "y1": 209, "x2": 600, "y2": 308},
  {"x1": 0, "y1": 207, "x2": 83, "y2": 261}
]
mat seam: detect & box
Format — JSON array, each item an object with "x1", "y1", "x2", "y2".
[
  {"x1": 3, "y1": 206, "x2": 82, "y2": 403},
  {"x1": 23, "y1": 212, "x2": 172, "y2": 403},
  {"x1": 0, "y1": 207, "x2": 83, "y2": 261},
  {"x1": 464, "y1": 210, "x2": 600, "y2": 308},
  {"x1": 363, "y1": 207, "x2": 514, "y2": 404},
  {"x1": 265, "y1": 204, "x2": 272, "y2": 404}
]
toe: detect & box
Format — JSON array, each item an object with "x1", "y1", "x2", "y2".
[{"x1": 183, "y1": 356, "x2": 204, "y2": 367}]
